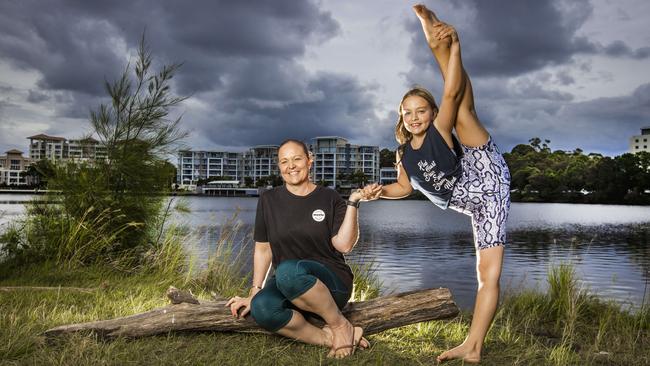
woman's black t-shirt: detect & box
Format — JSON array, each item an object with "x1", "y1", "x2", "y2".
[
  {"x1": 401, "y1": 125, "x2": 463, "y2": 209},
  {"x1": 253, "y1": 185, "x2": 353, "y2": 291}
]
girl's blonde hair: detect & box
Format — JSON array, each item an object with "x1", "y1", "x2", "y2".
[{"x1": 394, "y1": 86, "x2": 439, "y2": 145}]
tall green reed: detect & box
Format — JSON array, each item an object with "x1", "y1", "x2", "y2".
[{"x1": 192, "y1": 211, "x2": 252, "y2": 298}]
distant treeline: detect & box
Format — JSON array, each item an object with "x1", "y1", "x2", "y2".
[
  {"x1": 380, "y1": 137, "x2": 650, "y2": 205},
  {"x1": 503, "y1": 138, "x2": 650, "y2": 204}
]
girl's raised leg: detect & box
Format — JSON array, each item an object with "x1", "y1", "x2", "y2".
[{"x1": 413, "y1": 5, "x2": 489, "y2": 147}]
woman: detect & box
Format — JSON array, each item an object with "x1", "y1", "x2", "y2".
[
  {"x1": 226, "y1": 139, "x2": 375, "y2": 358},
  {"x1": 362, "y1": 5, "x2": 510, "y2": 364}
]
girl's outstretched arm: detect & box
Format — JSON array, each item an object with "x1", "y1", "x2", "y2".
[
  {"x1": 380, "y1": 151, "x2": 413, "y2": 199},
  {"x1": 432, "y1": 25, "x2": 464, "y2": 146}
]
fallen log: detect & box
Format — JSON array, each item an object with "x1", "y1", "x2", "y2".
[{"x1": 43, "y1": 287, "x2": 459, "y2": 339}]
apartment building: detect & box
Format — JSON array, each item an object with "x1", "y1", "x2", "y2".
[
  {"x1": 0, "y1": 149, "x2": 32, "y2": 186},
  {"x1": 240, "y1": 145, "x2": 279, "y2": 185},
  {"x1": 309, "y1": 136, "x2": 380, "y2": 189},
  {"x1": 28, "y1": 134, "x2": 107, "y2": 162},
  {"x1": 176, "y1": 137, "x2": 381, "y2": 189},
  {"x1": 68, "y1": 137, "x2": 108, "y2": 161},
  {"x1": 28, "y1": 134, "x2": 66, "y2": 161},
  {"x1": 177, "y1": 150, "x2": 241, "y2": 186},
  {"x1": 630, "y1": 127, "x2": 650, "y2": 153}
]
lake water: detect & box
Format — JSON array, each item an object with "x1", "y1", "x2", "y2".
[{"x1": 1, "y1": 194, "x2": 649, "y2": 311}]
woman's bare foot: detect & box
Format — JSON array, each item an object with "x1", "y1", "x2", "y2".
[
  {"x1": 325, "y1": 322, "x2": 367, "y2": 359},
  {"x1": 412, "y1": 4, "x2": 448, "y2": 48},
  {"x1": 323, "y1": 325, "x2": 370, "y2": 351},
  {"x1": 437, "y1": 342, "x2": 481, "y2": 364}
]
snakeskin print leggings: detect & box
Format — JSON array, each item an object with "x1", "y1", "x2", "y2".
[{"x1": 449, "y1": 137, "x2": 511, "y2": 250}]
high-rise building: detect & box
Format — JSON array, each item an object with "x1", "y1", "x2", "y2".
[
  {"x1": 630, "y1": 127, "x2": 650, "y2": 153},
  {"x1": 67, "y1": 137, "x2": 108, "y2": 161},
  {"x1": 0, "y1": 149, "x2": 32, "y2": 186},
  {"x1": 28, "y1": 134, "x2": 107, "y2": 162},
  {"x1": 309, "y1": 136, "x2": 380, "y2": 189},
  {"x1": 28, "y1": 134, "x2": 67, "y2": 161},
  {"x1": 177, "y1": 150, "x2": 241, "y2": 186},
  {"x1": 176, "y1": 138, "x2": 381, "y2": 189},
  {"x1": 240, "y1": 145, "x2": 279, "y2": 185}
]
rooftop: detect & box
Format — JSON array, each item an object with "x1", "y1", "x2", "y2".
[
  {"x1": 311, "y1": 136, "x2": 348, "y2": 141},
  {"x1": 27, "y1": 133, "x2": 66, "y2": 141},
  {"x1": 69, "y1": 137, "x2": 99, "y2": 143}
]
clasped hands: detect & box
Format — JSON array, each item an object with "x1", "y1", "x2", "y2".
[{"x1": 351, "y1": 183, "x2": 382, "y2": 202}]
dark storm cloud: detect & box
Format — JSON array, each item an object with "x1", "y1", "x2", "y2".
[
  {"x1": 0, "y1": 0, "x2": 340, "y2": 97},
  {"x1": 556, "y1": 70, "x2": 575, "y2": 85},
  {"x1": 600, "y1": 40, "x2": 650, "y2": 59},
  {"x1": 466, "y1": 80, "x2": 650, "y2": 156},
  {"x1": 405, "y1": 0, "x2": 649, "y2": 80},
  {"x1": 0, "y1": 0, "x2": 388, "y2": 148},
  {"x1": 545, "y1": 83, "x2": 650, "y2": 154},
  {"x1": 26, "y1": 90, "x2": 50, "y2": 104},
  {"x1": 398, "y1": 0, "x2": 650, "y2": 155},
  {"x1": 195, "y1": 71, "x2": 383, "y2": 148},
  {"x1": 0, "y1": 2, "x2": 126, "y2": 95},
  {"x1": 562, "y1": 82, "x2": 650, "y2": 123}
]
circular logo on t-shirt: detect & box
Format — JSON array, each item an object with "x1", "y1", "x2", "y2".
[{"x1": 312, "y1": 209, "x2": 325, "y2": 222}]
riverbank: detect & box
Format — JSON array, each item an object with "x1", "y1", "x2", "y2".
[{"x1": 1, "y1": 263, "x2": 647, "y2": 365}]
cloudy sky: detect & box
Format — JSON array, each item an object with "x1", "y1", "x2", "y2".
[{"x1": 1, "y1": 0, "x2": 649, "y2": 158}]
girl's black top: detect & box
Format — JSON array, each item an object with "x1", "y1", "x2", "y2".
[{"x1": 401, "y1": 125, "x2": 463, "y2": 209}]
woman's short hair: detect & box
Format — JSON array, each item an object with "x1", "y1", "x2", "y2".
[{"x1": 279, "y1": 139, "x2": 310, "y2": 157}]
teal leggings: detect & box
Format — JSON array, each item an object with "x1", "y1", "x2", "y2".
[{"x1": 250, "y1": 259, "x2": 351, "y2": 332}]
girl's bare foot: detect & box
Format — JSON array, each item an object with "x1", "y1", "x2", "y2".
[
  {"x1": 412, "y1": 4, "x2": 448, "y2": 48},
  {"x1": 437, "y1": 342, "x2": 481, "y2": 364}
]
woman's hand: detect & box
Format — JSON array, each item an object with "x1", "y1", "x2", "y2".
[
  {"x1": 225, "y1": 290, "x2": 258, "y2": 319},
  {"x1": 356, "y1": 183, "x2": 383, "y2": 201}
]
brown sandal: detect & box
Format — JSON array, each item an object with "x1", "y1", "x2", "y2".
[{"x1": 330, "y1": 326, "x2": 366, "y2": 358}]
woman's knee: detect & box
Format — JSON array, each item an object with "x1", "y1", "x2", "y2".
[
  {"x1": 275, "y1": 260, "x2": 317, "y2": 300},
  {"x1": 250, "y1": 293, "x2": 292, "y2": 332}
]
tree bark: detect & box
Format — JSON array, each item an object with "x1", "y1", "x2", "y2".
[{"x1": 43, "y1": 287, "x2": 459, "y2": 339}]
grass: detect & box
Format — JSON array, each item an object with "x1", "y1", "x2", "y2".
[
  {"x1": 1, "y1": 258, "x2": 648, "y2": 365},
  {"x1": 1, "y1": 208, "x2": 648, "y2": 365}
]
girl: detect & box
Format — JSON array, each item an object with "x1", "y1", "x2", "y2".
[{"x1": 363, "y1": 5, "x2": 510, "y2": 363}]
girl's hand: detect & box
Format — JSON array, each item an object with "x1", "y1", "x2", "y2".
[
  {"x1": 434, "y1": 23, "x2": 459, "y2": 43},
  {"x1": 359, "y1": 183, "x2": 383, "y2": 201}
]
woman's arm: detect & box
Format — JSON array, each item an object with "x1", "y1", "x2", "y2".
[
  {"x1": 331, "y1": 191, "x2": 364, "y2": 254},
  {"x1": 251, "y1": 242, "x2": 272, "y2": 289},
  {"x1": 226, "y1": 241, "x2": 272, "y2": 318}
]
